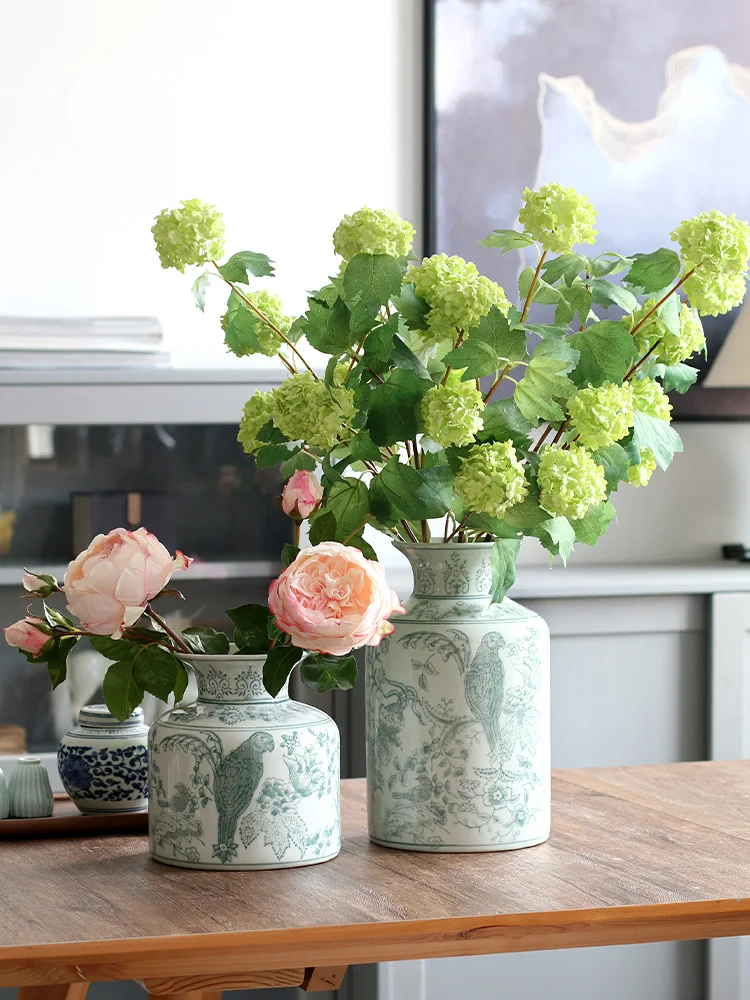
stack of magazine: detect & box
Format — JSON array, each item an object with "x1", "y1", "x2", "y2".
[{"x1": 0, "y1": 316, "x2": 170, "y2": 368}]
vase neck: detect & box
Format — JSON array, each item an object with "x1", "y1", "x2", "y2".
[
  {"x1": 398, "y1": 543, "x2": 494, "y2": 598},
  {"x1": 182, "y1": 656, "x2": 289, "y2": 705}
]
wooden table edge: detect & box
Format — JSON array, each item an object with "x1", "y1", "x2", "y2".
[{"x1": 3, "y1": 898, "x2": 750, "y2": 985}]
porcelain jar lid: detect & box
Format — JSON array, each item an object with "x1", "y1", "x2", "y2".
[{"x1": 77, "y1": 704, "x2": 145, "y2": 728}]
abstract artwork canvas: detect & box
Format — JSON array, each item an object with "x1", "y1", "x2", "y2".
[{"x1": 427, "y1": 0, "x2": 750, "y2": 417}]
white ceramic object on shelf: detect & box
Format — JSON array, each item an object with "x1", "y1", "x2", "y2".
[
  {"x1": 0, "y1": 767, "x2": 9, "y2": 819},
  {"x1": 8, "y1": 757, "x2": 54, "y2": 818},
  {"x1": 366, "y1": 542, "x2": 550, "y2": 853},
  {"x1": 149, "y1": 654, "x2": 340, "y2": 870}
]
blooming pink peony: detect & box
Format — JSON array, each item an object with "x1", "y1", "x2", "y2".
[
  {"x1": 268, "y1": 541, "x2": 404, "y2": 656},
  {"x1": 63, "y1": 527, "x2": 192, "y2": 638},
  {"x1": 4, "y1": 617, "x2": 49, "y2": 656},
  {"x1": 281, "y1": 470, "x2": 324, "y2": 520}
]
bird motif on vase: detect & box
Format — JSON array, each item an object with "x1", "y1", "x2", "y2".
[
  {"x1": 212, "y1": 731, "x2": 275, "y2": 863},
  {"x1": 463, "y1": 632, "x2": 505, "y2": 753}
]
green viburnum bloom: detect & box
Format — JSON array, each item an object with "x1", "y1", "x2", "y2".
[
  {"x1": 333, "y1": 206, "x2": 415, "y2": 261},
  {"x1": 454, "y1": 441, "x2": 528, "y2": 518},
  {"x1": 151, "y1": 199, "x2": 226, "y2": 272},
  {"x1": 272, "y1": 372, "x2": 355, "y2": 449},
  {"x1": 517, "y1": 182, "x2": 598, "y2": 254},
  {"x1": 237, "y1": 389, "x2": 277, "y2": 455},
  {"x1": 538, "y1": 444, "x2": 607, "y2": 520},
  {"x1": 671, "y1": 210, "x2": 750, "y2": 276},
  {"x1": 568, "y1": 381, "x2": 634, "y2": 451},
  {"x1": 220, "y1": 289, "x2": 292, "y2": 357},
  {"x1": 631, "y1": 377, "x2": 672, "y2": 423},
  {"x1": 627, "y1": 448, "x2": 657, "y2": 488},
  {"x1": 421, "y1": 381, "x2": 485, "y2": 447},
  {"x1": 682, "y1": 271, "x2": 747, "y2": 317},
  {"x1": 630, "y1": 300, "x2": 706, "y2": 365},
  {"x1": 404, "y1": 253, "x2": 510, "y2": 346}
]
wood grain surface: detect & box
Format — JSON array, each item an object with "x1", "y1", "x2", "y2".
[
  {"x1": 0, "y1": 797, "x2": 148, "y2": 839},
  {"x1": 2, "y1": 762, "x2": 750, "y2": 985}
]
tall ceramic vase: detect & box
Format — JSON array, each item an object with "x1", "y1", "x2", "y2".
[
  {"x1": 366, "y1": 542, "x2": 550, "y2": 852},
  {"x1": 148, "y1": 654, "x2": 340, "y2": 870}
]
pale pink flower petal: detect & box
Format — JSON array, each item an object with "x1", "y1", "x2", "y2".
[
  {"x1": 4, "y1": 617, "x2": 49, "y2": 655},
  {"x1": 281, "y1": 471, "x2": 324, "y2": 520}
]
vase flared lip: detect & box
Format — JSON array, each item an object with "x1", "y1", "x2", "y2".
[
  {"x1": 177, "y1": 652, "x2": 268, "y2": 663},
  {"x1": 393, "y1": 541, "x2": 496, "y2": 552}
]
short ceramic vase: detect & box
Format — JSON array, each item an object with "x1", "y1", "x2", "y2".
[
  {"x1": 0, "y1": 767, "x2": 9, "y2": 819},
  {"x1": 57, "y1": 704, "x2": 149, "y2": 814},
  {"x1": 8, "y1": 757, "x2": 54, "y2": 818},
  {"x1": 148, "y1": 654, "x2": 341, "y2": 870},
  {"x1": 366, "y1": 542, "x2": 550, "y2": 853}
]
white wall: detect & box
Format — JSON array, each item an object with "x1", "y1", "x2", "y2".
[{"x1": 0, "y1": 0, "x2": 423, "y2": 368}]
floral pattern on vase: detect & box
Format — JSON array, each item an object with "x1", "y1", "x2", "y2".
[
  {"x1": 148, "y1": 654, "x2": 340, "y2": 869},
  {"x1": 366, "y1": 542, "x2": 550, "y2": 852}
]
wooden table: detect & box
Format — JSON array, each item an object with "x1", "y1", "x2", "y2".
[{"x1": 3, "y1": 761, "x2": 750, "y2": 1000}]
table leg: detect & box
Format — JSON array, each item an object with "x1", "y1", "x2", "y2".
[
  {"x1": 18, "y1": 987, "x2": 89, "y2": 1000},
  {"x1": 301, "y1": 967, "x2": 349, "y2": 992}
]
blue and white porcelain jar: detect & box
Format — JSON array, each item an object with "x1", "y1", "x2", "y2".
[
  {"x1": 57, "y1": 704, "x2": 149, "y2": 814},
  {"x1": 149, "y1": 654, "x2": 340, "y2": 870}
]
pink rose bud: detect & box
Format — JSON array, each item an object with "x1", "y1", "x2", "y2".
[
  {"x1": 281, "y1": 470, "x2": 324, "y2": 521},
  {"x1": 22, "y1": 571, "x2": 58, "y2": 597},
  {"x1": 268, "y1": 541, "x2": 405, "y2": 657},
  {"x1": 63, "y1": 527, "x2": 192, "y2": 639},
  {"x1": 4, "y1": 617, "x2": 49, "y2": 656}
]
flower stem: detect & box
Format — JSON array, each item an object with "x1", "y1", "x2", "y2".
[
  {"x1": 441, "y1": 329, "x2": 465, "y2": 386},
  {"x1": 624, "y1": 339, "x2": 661, "y2": 381},
  {"x1": 445, "y1": 512, "x2": 472, "y2": 543},
  {"x1": 520, "y1": 250, "x2": 547, "y2": 323},
  {"x1": 145, "y1": 605, "x2": 192, "y2": 654},
  {"x1": 400, "y1": 520, "x2": 419, "y2": 543},
  {"x1": 532, "y1": 422, "x2": 554, "y2": 453},
  {"x1": 343, "y1": 513, "x2": 374, "y2": 544},
  {"x1": 483, "y1": 363, "x2": 513, "y2": 404},
  {"x1": 628, "y1": 268, "x2": 696, "y2": 338}
]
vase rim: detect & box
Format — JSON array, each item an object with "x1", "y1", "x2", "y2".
[
  {"x1": 393, "y1": 541, "x2": 496, "y2": 551},
  {"x1": 178, "y1": 652, "x2": 268, "y2": 663}
]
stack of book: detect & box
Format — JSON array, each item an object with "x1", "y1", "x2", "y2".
[{"x1": 0, "y1": 316, "x2": 171, "y2": 368}]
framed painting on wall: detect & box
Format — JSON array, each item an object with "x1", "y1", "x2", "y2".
[{"x1": 425, "y1": 0, "x2": 750, "y2": 418}]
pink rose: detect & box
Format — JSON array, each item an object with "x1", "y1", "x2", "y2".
[
  {"x1": 268, "y1": 541, "x2": 404, "y2": 656},
  {"x1": 281, "y1": 470, "x2": 324, "y2": 520},
  {"x1": 63, "y1": 527, "x2": 192, "y2": 638},
  {"x1": 4, "y1": 617, "x2": 49, "y2": 656}
]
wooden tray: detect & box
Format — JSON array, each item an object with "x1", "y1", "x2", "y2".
[{"x1": 0, "y1": 794, "x2": 148, "y2": 838}]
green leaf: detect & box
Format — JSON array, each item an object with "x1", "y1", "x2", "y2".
[
  {"x1": 541, "y1": 253, "x2": 589, "y2": 286},
  {"x1": 224, "y1": 290, "x2": 263, "y2": 357},
  {"x1": 346, "y1": 534, "x2": 379, "y2": 560},
  {"x1": 478, "y1": 398, "x2": 535, "y2": 451},
  {"x1": 365, "y1": 369, "x2": 427, "y2": 446},
  {"x1": 263, "y1": 645, "x2": 304, "y2": 698},
  {"x1": 362, "y1": 318, "x2": 398, "y2": 362},
  {"x1": 443, "y1": 307, "x2": 527, "y2": 380},
  {"x1": 133, "y1": 645, "x2": 178, "y2": 702},
  {"x1": 390, "y1": 335, "x2": 432, "y2": 380},
  {"x1": 489, "y1": 538, "x2": 521, "y2": 603},
  {"x1": 555, "y1": 281, "x2": 593, "y2": 327},
  {"x1": 218, "y1": 250, "x2": 275, "y2": 282},
  {"x1": 591, "y1": 278, "x2": 639, "y2": 313},
  {"x1": 416, "y1": 466, "x2": 454, "y2": 513},
  {"x1": 182, "y1": 626, "x2": 230, "y2": 656},
  {"x1": 89, "y1": 635, "x2": 141, "y2": 661},
  {"x1": 42, "y1": 603, "x2": 76, "y2": 631},
  {"x1": 280, "y1": 450, "x2": 317, "y2": 478},
  {"x1": 591, "y1": 442, "x2": 630, "y2": 492},
  {"x1": 519, "y1": 267, "x2": 563, "y2": 305},
  {"x1": 392, "y1": 284, "x2": 430, "y2": 330},
  {"x1": 173, "y1": 660, "x2": 189, "y2": 703},
  {"x1": 514, "y1": 356, "x2": 576, "y2": 423},
  {"x1": 369, "y1": 458, "x2": 452, "y2": 524},
  {"x1": 349, "y1": 299, "x2": 381, "y2": 338},
  {"x1": 573, "y1": 500, "x2": 616, "y2": 546},
  {"x1": 480, "y1": 229, "x2": 535, "y2": 253},
  {"x1": 102, "y1": 660, "x2": 144, "y2": 722},
  {"x1": 591, "y1": 254, "x2": 632, "y2": 278},
  {"x1": 226, "y1": 603, "x2": 272, "y2": 654},
  {"x1": 466, "y1": 512, "x2": 521, "y2": 539},
  {"x1": 325, "y1": 478, "x2": 370, "y2": 540},
  {"x1": 304, "y1": 297, "x2": 354, "y2": 355},
  {"x1": 299, "y1": 652, "x2": 358, "y2": 693},
  {"x1": 624, "y1": 248, "x2": 681, "y2": 293},
  {"x1": 631, "y1": 411, "x2": 683, "y2": 471},
  {"x1": 531, "y1": 334, "x2": 579, "y2": 370},
  {"x1": 308, "y1": 510, "x2": 337, "y2": 544},
  {"x1": 660, "y1": 363, "x2": 699, "y2": 394},
  {"x1": 47, "y1": 636, "x2": 77, "y2": 689},
  {"x1": 569, "y1": 320, "x2": 636, "y2": 387},
  {"x1": 191, "y1": 271, "x2": 212, "y2": 311},
  {"x1": 343, "y1": 253, "x2": 404, "y2": 308},
  {"x1": 503, "y1": 481, "x2": 551, "y2": 533},
  {"x1": 656, "y1": 293, "x2": 680, "y2": 337},
  {"x1": 534, "y1": 517, "x2": 575, "y2": 564},
  {"x1": 254, "y1": 443, "x2": 296, "y2": 470},
  {"x1": 281, "y1": 543, "x2": 300, "y2": 568},
  {"x1": 350, "y1": 429, "x2": 382, "y2": 463}
]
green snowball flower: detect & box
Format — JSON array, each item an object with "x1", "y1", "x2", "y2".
[
  {"x1": 631, "y1": 377, "x2": 672, "y2": 423},
  {"x1": 517, "y1": 182, "x2": 598, "y2": 254},
  {"x1": 333, "y1": 206, "x2": 415, "y2": 261},
  {"x1": 421, "y1": 381, "x2": 485, "y2": 447},
  {"x1": 538, "y1": 444, "x2": 607, "y2": 520},
  {"x1": 238, "y1": 390, "x2": 277, "y2": 455},
  {"x1": 404, "y1": 254, "x2": 510, "y2": 346},
  {"x1": 630, "y1": 300, "x2": 706, "y2": 364},
  {"x1": 220, "y1": 289, "x2": 292, "y2": 358},
  {"x1": 682, "y1": 271, "x2": 747, "y2": 317},
  {"x1": 151, "y1": 198, "x2": 226, "y2": 273},
  {"x1": 454, "y1": 441, "x2": 528, "y2": 518},
  {"x1": 568, "y1": 382, "x2": 634, "y2": 451},
  {"x1": 627, "y1": 448, "x2": 657, "y2": 488},
  {"x1": 273, "y1": 372, "x2": 355, "y2": 449},
  {"x1": 670, "y1": 210, "x2": 750, "y2": 276}
]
